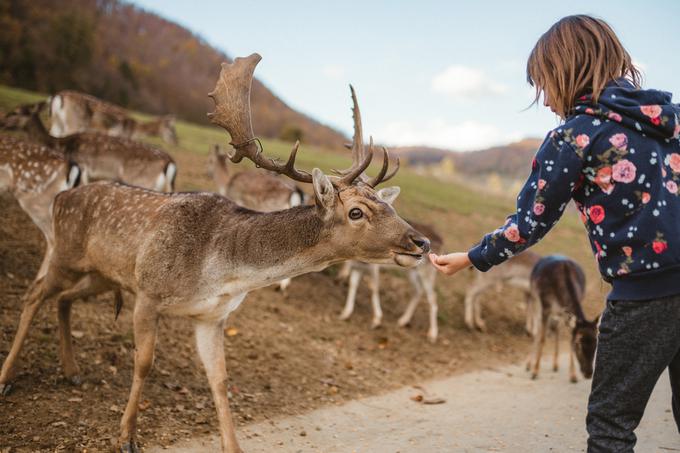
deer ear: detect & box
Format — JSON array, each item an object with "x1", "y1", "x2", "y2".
[
  {"x1": 377, "y1": 186, "x2": 400, "y2": 205},
  {"x1": 312, "y1": 168, "x2": 335, "y2": 212}
]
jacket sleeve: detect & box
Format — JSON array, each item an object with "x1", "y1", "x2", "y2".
[{"x1": 468, "y1": 131, "x2": 585, "y2": 271}]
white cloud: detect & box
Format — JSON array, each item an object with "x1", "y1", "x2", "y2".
[
  {"x1": 377, "y1": 119, "x2": 523, "y2": 152},
  {"x1": 321, "y1": 64, "x2": 346, "y2": 81},
  {"x1": 431, "y1": 65, "x2": 507, "y2": 99}
]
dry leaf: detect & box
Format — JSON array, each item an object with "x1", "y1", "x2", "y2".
[{"x1": 226, "y1": 327, "x2": 238, "y2": 337}]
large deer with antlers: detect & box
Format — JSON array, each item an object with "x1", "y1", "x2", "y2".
[
  {"x1": 0, "y1": 54, "x2": 429, "y2": 453},
  {"x1": 2, "y1": 102, "x2": 176, "y2": 192},
  {"x1": 208, "y1": 144, "x2": 307, "y2": 291},
  {"x1": 337, "y1": 221, "x2": 443, "y2": 341},
  {"x1": 49, "y1": 90, "x2": 178, "y2": 145}
]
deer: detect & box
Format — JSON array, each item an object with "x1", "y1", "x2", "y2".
[
  {"x1": 0, "y1": 54, "x2": 430, "y2": 453},
  {"x1": 337, "y1": 220, "x2": 443, "y2": 341},
  {"x1": 2, "y1": 102, "x2": 177, "y2": 192},
  {"x1": 0, "y1": 136, "x2": 81, "y2": 281},
  {"x1": 49, "y1": 90, "x2": 178, "y2": 145},
  {"x1": 463, "y1": 250, "x2": 541, "y2": 332},
  {"x1": 525, "y1": 255, "x2": 599, "y2": 383},
  {"x1": 208, "y1": 144, "x2": 307, "y2": 292}
]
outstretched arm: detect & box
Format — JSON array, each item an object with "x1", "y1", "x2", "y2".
[{"x1": 431, "y1": 130, "x2": 586, "y2": 276}]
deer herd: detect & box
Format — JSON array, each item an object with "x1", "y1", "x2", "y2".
[{"x1": 0, "y1": 53, "x2": 600, "y2": 453}]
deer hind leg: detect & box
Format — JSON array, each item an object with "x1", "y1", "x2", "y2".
[
  {"x1": 531, "y1": 312, "x2": 549, "y2": 380},
  {"x1": 368, "y1": 264, "x2": 382, "y2": 329},
  {"x1": 552, "y1": 322, "x2": 560, "y2": 372},
  {"x1": 339, "y1": 268, "x2": 362, "y2": 321},
  {"x1": 0, "y1": 273, "x2": 63, "y2": 395},
  {"x1": 117, "y1": 296, "x2": 159, "y2": 453},
  {"x1": 56, "y1": 275, "x2": 113, "y2": 384},
  {"x1": 336, "y1": 261, "x2": 353, "y2": 282},
  {"x1": 196, "y1": 319, "x2": 242, "y2": 453},
  {"x1": 464, "y1": 282, "x2": 487, "y2": 331}
]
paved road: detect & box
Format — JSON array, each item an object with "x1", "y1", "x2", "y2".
[{"x1": 150, "y1": 356, "x2": 679, "y2": 452}]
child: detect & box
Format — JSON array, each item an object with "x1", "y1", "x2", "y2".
[{"x1": 429, "y1": 15, "x2": 680, "y2": 452}]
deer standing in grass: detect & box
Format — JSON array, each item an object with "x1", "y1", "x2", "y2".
[
  {"x1": 0, "y1": 54, "x2": 429, "y2": 453},
  {"x1": 338, "y1": 219, "x2": 443, "y2": 341},
  {"x1": 49, "y1": 90, "x2": 178, "y2": 145},
  {"x1": 2, "y1": 102, "x2": 177, "y2": 192},
  {"x1": 463, "y1": 250, "x2": 541, "y2": 332},
  {"x1": 526, "y1": 255, "x2": 599, "y2": 383},
  {"x1": 208, "y1": 144, "x2": 306, "y2": 292}
]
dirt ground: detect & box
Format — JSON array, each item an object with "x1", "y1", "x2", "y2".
[{"x1": 0, "y1": 151, "x2": 601, "y2": 452}]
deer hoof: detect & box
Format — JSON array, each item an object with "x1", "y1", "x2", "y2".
[
  {"x1": 427, "y1": 333, "x2": 438, "y2": 343},
  {"x1": 338, "y1": 312, "x2": 351, "y2": 321},
  {"x1": 370, "y1": 319, "x2": 382, "y2": 329},
  {"x1": 119, "y1": 441, "x2": 140, "y2": 453},
  {"x1": 397, "y1": 316, "x2": 410, "y2": 327},
  {"x1": 0, "y1": 383, "x2": 13, "y2": 396},
  {"x1": 69, "y1": 375, "x2": 82, "y2": 386},
  {"x1": 570, "y1": 376, "x2": 578, "y2": 384},
  {"x1": 531, "y1": 373, "x2": 539, "y2": 380}
]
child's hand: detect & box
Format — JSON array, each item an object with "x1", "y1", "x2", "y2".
[{"x1": 429, "y1": 252, "x2": 472, "y2": 276}]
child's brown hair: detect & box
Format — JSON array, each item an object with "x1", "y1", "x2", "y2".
[{"x1": 527, "y1": 15, "x2": 642, "y2": 118}]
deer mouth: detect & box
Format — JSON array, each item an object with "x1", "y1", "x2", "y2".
[{"x1": 393, "y1": 252, "x2": 423, "y2": 267}]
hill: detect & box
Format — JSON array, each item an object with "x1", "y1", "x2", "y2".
[
  {"x1": 391, "y1": 138, "x2": 543, "y2": 180},
  {"x1": 0, "y1": 0, "x2": 346, "y2": 148}
]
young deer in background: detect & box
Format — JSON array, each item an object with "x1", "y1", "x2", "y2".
[
  {"x1": 526, "y1": 255, "x2": 599, "y2": 383},
  {"x1": 463, "y1": 250, "x2": 541, "y2": 332},
  {"x1": 208, "y1": 144, "x2": 307, "y2": 291},
  {"x1": 338, "y1": 221, "x2": 443, "y2": 342},
  {"x1": 2, "y1": 102, "x2": 177, "y2": 192},
  {"x1": 0, "y1": 54, "x2": 429, "y2": 453},
  {"x1": 49, "y1": 90, "x2": 178, "y2": 145}
]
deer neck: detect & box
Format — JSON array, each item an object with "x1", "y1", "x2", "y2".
[
  {"x1": 26, "y1": 116, "x2": 59, "y2": 148},
  {"x1": 211, "y1": 205, "x2": 347, "y2": 290}
]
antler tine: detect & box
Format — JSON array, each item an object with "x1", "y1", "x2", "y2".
[
  {"x1": 208, "y1": 53, "x2": 312, "y2": 184},
  {"x1": 339, "y1": 136, "x2": 374, "y2": 185},
  {"x1": 349, "y1": 84, "x2": 365, "y2": 163},
  {"x1": 367, "y1": 146, "x2": 400, "y2": 186}
]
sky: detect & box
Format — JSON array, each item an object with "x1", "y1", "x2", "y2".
[{"x1": 132, "y1": 0, "x2": 680, "y2": 151}]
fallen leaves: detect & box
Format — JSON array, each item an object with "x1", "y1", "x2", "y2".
[{"x1": 409, "y1": 385, "x2": 446, "y2": 405}]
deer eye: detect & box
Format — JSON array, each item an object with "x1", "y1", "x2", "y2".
[{"x1": 349, "y1": 208, "x2": 363, "y2": 220}]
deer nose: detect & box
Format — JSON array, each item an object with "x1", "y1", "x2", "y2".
[{"x1": 410, "y1": 235, "x2": 430, "y2": 253}]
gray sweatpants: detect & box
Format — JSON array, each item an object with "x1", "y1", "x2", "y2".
[{"x1": 587, "y1": 295, "x2": 680, "y2": 452}]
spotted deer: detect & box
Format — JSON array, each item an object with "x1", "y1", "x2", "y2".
[
  {"x1": 208, "y1": 144, "x2": 306, "y2": 291},
  {"x1": 49, "y1": 90, "x2": 178, "y2": 145},
  {"x1": 338, "y1": 221, "x2": 443, "y2": 341},
  {"x1": 463, "y1": 250, "x2": 541, "y2": 332},
  {"x1": 0, "y1": 136, "x2": 81, "y2": 280},
  {"x1": 526, "y1": 255, "x2": 599, "y2": 383},
  {"x1": 2, "y1": 102, "x2": 176, "y2": 192},
  {"x1": 0, "y1": 54, "x2": 429, "y2": 453}
]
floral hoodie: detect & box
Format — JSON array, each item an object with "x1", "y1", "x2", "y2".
[{"x1": 468, "y1": 79, "x2": 680, "y2": 300}]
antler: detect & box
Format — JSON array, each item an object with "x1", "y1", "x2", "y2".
[
  {"x1": 334, "y1": 85, "x2": 400, "y2": 187},
  {"x1": 208, "y1": 53, "x2": 312, "y2": 183}
]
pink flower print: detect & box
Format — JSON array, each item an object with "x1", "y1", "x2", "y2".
[
  {"x1": 594, "y1": 240, "x2": 603, "y2": 260},
  {"x1": 611, "y1": 159, "x2": 636, "y2": 183},
  {"x1": 575, "y1": 134, "x2": 590, "y2": 149},
  {"x1": 622, "y1": 246, "x2": 632, "y2": 257},
  {"x1": 653, "y1": 240, "x2": 668, "y2": 254},
  {"x1": 595, "y1": 166, "x2": 615, "y2": 194},
  {"x1": 641, "y1": 192, "x2": 651, "y2": 204},
  {"x1": 617, "y1": 268, "x2": 629, "y2": 276},
  {"x1": 589, "y1": 205, "x2": 605, "y2": 224},
  {"x1": 609, "y1": 133, "x2": 628, "y2": 150},
  {"x1": 608, "y1": 112, "x2": 622, "y2": 122},
  {"x1": 533, "y1": 203, "x2": 545, "y2": 215},
  {"x1": 666, "y1": 180, "x2": 678, "y2": 194},
  {"x1": 670, "y1": 153, "x2": 680, "y2": 173},
  {"x1": 674, "y1": 122, "x2": 680, "y2": 139},
  {"x1": 585, "y1": 108, "x2": 595, "y2": 115},
  {"x1": 640, "y1": 105, "x2": 662, "y2": 119},
  {"x1": 503, "y1": 224, "x2": 520, "y2": 242},
  {"x1": 538, "y1": 179, "x2": 546, "y2": 190}
]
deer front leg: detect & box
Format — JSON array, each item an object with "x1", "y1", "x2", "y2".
[
  {"x1": 397, "y1": 270, "x2": 423, "y2": 328},
  {"x1": 117, "y1": 299, "x2": 159, "y2": 453},
  {"x1": 278, "y1": 278, "x2": 292, "y2": 293},
  {"x1": 473, "y1": 294, "x2": 486, "y2": 332},
  {"x1": 0, "y1": 278, "x2": 52, "y2": 395},
  {"x1": 369, "y1": 264, "x2": 382, "y2": 329},
  {"x1": 569, "y1": 344, "x2": 578, "y2": 383},
  {"x1": 195, "y1": 320, "x2": 242, "y2": 453},
  {"x1": 339, "y1": 269, "x2": 361, "y2": 321},
  {"x1": 424, "y1": 273, "x2": 439, "y2": 343}
]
